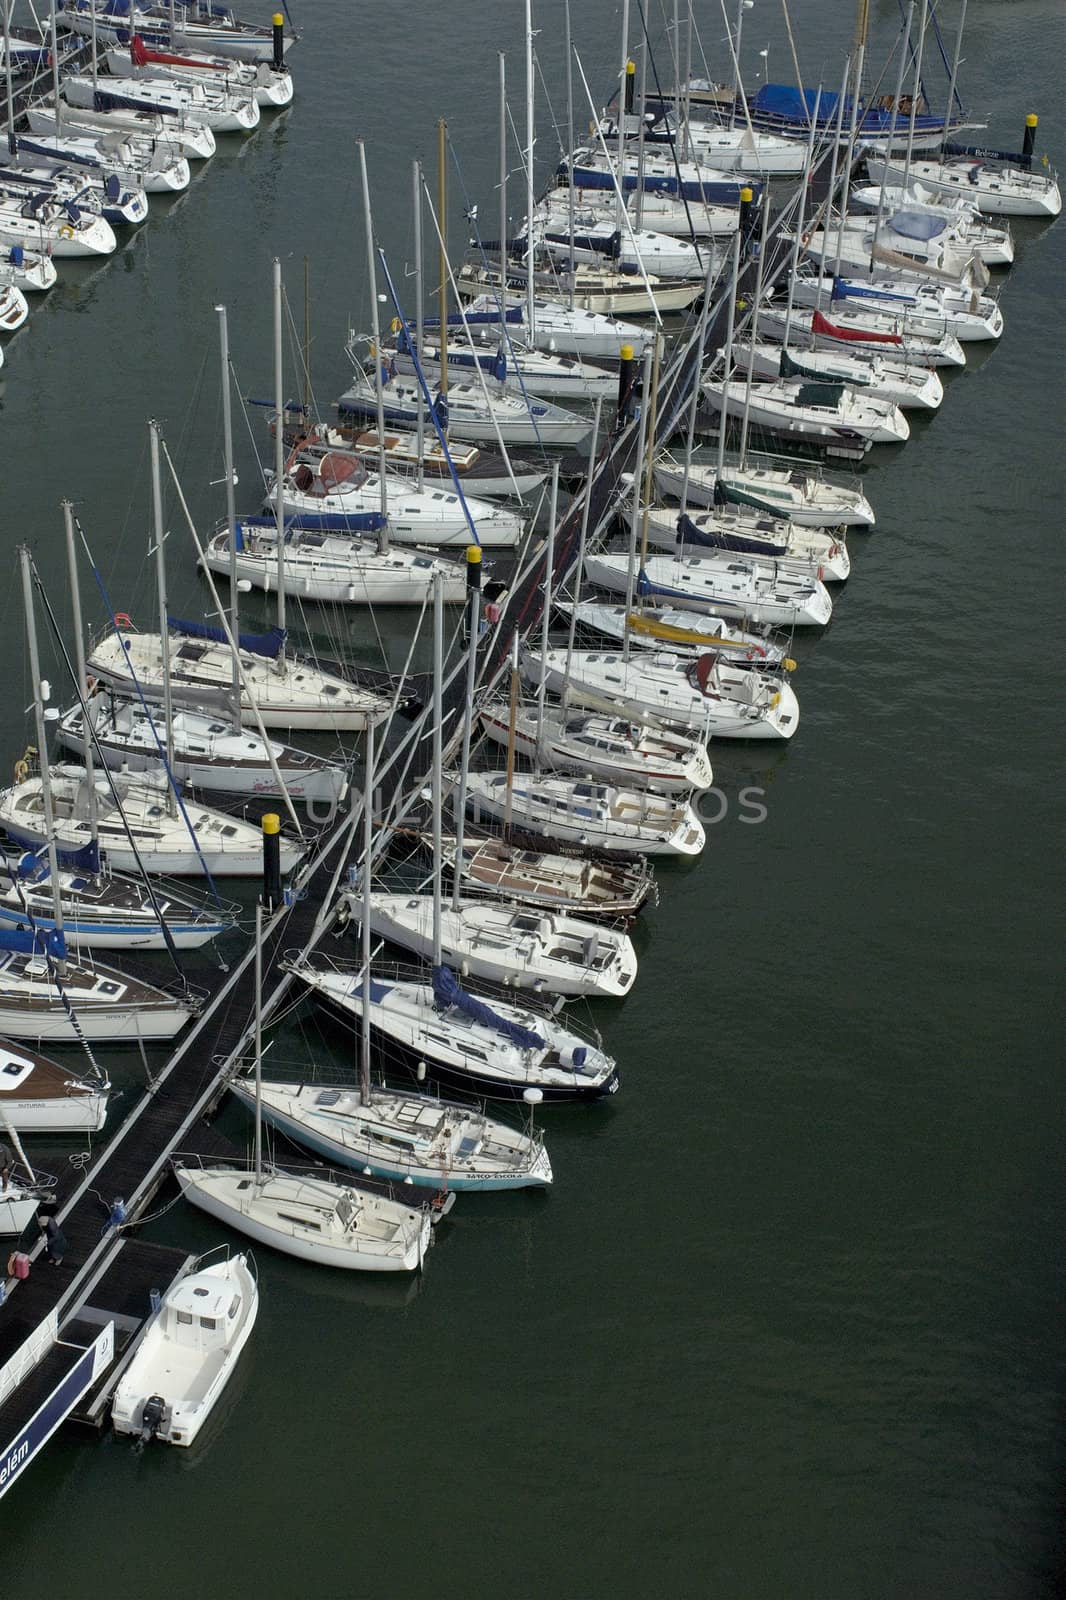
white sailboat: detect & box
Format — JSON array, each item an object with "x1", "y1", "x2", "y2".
[
  {"x1": 14, "y1": 126, "x2": 190, "y2": 192},
  {"x1": 63, "y1": 67, "x2": 260, "y2": 133},
  {"x1": 556, "y1": 598, "x2": 790, "y2": 667},
  {"x1": 790, "y1": 271, "x2": 1003, "y2": 342},
  {"x1": 458, "y1": 292, "x2": 651, "y2": 361},
  {"x1": 104, "y1": 36, "x2": 293, "y2": 107},
  {"x1": 478, "y1": 702, "x2": 713, "y2": 794},
  {"x1": 0, "y1": 1036, "x2": 108, "y2": 1132},
  {"x1": 644, "y1": 505, "x2": 852, "y2": 582},
  {"x1": 338, "y1": 363, "x2": 593, "y2": 451},
  {"x1": 204, "y1": 522, "x2": 468, "y2": 608},
  {"x1": 756, "y1": 300, "x2": 965, "y2": 369},
  {"x1": 703, "y1": 367, "x2": 910, "y2": 445},
  {"x1": 731, "y1": 337, "x2": 943, "y2": 411},
  {"x1": 865, "y1": 149, "x2": 1061, "y2": 218},
  {"x1": 0, "y1": 186, "x2": 116, "y2": 255},
  {"x1": 462, "y1": 769, "x2": 705, "y2": 856},
  {"x1": 434, "y1": 833, "x2": 656, "y2": 921},
  {"x1": 850, "y1": 182, "x2": 1015, "y2": 265},
  {"x1": 59, "y1": 1, "x2": 296, "y2": 64},
  {"x1": 652, "y1": 451, "x2": 878, "y2": 525},
  {"x1": 25, "y1": 99, "x2": 214, "y2": 162},
  {"x1": 585, "y1": 548, "x2": 833, "y2": 627},
  {"x1": 524, "y1": 644, "x2": 800, "y2": 741},
  {"x1": 110, "y1": 1250, "x2": 258, "y2": 1447},
  {"x1": 174, "y1": 904, "x2": 433, "y2": 1273}
]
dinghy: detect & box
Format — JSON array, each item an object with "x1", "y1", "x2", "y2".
[{"x1": 111, "y1": 1251, "x2": 258, "y2": 1447}]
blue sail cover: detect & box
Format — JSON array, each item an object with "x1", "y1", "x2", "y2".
[
  {"x1": 17, "y1": 840, "x2": 101, "y2": 876},
  {"x1": 832, "y1": 278, "x2": 917, "y2": 306},
  {"x1": 0, "y1": 925, "x2": 67, "y2": 961},
  {"x1": 168, "y1": 618, "x2": 286, "y2": 659},
  {"x1": 677, "y1": 512, "x2": 789, "y2": 559},
  {"x1": 888, "y1": 210, "x2": 949, "y2": 241},
  {"x1": 751, "y1": 84, "x2": 845, "y2": 122},
  {"x1": 432, "y1": 965, "x2": 545, "y2": 1050}
]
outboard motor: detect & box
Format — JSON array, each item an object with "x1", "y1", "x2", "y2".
[{"x1": 139, "y1": 1394, "x2": 166, "y2": 1444}]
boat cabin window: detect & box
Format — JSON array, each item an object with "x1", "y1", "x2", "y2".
[
  {"x1": 200, "y1": 1316, "x2": 217, "y2": 1331},
  {"x1": 228, "y1": 1297, "x2": 240, "y2": 1318},
  {"x1": 176, "y1": 1310, "x2": 194, "y2": 1325},
  {"x1": 279, "y1": 1211, "x2": 319, "y2": 1230},
  {"x1": 177, "y1": 644, "x2": 208, "y2": 663},
  {"x1": 98, "y1": 981, "x2": 121, "y2": 995}
]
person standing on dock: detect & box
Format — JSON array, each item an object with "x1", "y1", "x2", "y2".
[{"x1": 39, "y1": 1212, "x2": 68, "y2": 1267}]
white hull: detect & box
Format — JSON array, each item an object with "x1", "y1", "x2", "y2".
[
  {"x1": 653, "y1": 457, "x2": 877, "y2": 526},
  {"x1": 788, "y1": 273, "x2": 1002, "y2": 343},
  {"x1": 477, "y1": 708, "x2": 713, "y2": 795},
  {"x1": 0, "y1": 1191, "x2": 39, "y2": 1234},
  {"x1": 174, "y1": 1166, "x2": 430, "y2": 1272},
  {"x1": 584, "y1": 550, "x2": 833, "y2": 628},
  {"x1": 205, "y1": 531, "x2": 467, "y2": 607},
  {"x1": 63, "y1": 73, "x2": 260, "y2": 135},
  {"x1": 647, "y1": 506, "x2": 851, "y2": 582},
  {"x1": 734, "y1": 339, "x2": 943, "y2": 411},
  {"x1": 463, "y1": 768, "x2": 706, "y2": 855},
  {"x1": 704, "y1": 374, "x2": 909, "y2": 444},
  {"x1": 20, "y1": 116, "x2": 192, "y2": 189},
  {"x1": 757, "y1": 303, "x2": 966, "y2": 368},
  {"x1": 865, "y1": 152, "x2": 1062, "y2": 218},
  {"x1": 31, "y1": 99, "x2": 218, "y2": 160},
  {"x1": 0, "y1": 1089, "x2": 107, "y2": 1134},
  {"x1": 111, "y1": 1253, "x2": 258, "y2": 1447},
  {"x1": 0, "y1": 201, "x2": 116, "y2": 257},
  {"x1": 338, "y1": 375, "x2": 591, "y2": 449}
]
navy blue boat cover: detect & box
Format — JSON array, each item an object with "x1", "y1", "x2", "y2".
[{"x1": 432, "y1": 964, "x2": 545, "y2": 1049}]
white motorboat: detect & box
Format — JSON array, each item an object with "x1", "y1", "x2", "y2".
[
  {"x1": 203, "y1": 523, "x2": 468, "y2": 607},
  {"x1": 732, "y1": 338, "x2": 943, "y2": 411},
  {"x1": 104, "y1": 38, "x2": 293, "y2": 107},
  {"x1": 0, "y1": 766, "x2": 304, "y2": 878},
  {"x1": 231, "y1": 1071, "x2": 552, "y2": 1190},
  {"x1": 462, "y1": 770, "x2": 705, "y2": 856},
  {"x1": 87, "y1": 622, "x2": 391, "y2": 732},
  {"x1": 0, "y1": 847, "x2": 232, "y2": 951},
  {"x1": 652, "y1": 452, "x2": 877, "y2": 525},
  {"x1": 0, "y1": 934, "x2": 197, "y2": 1042},
  {"x1": 865, "y1": 150, "x2": 1061, "y2": 218},
  {"x1": 111, "y1": 1251, "x2": 258, "y2": 1447},
  {"x1": 14, "y1": 127, "x2": 191, "y2": 193},
  {"x1": 292, "y1": 957, "x2": 620, "y2": 1102},
  {"x1": 756, "y1": 301, "x2": 966, "y2": 368},
  {"x1": 790, "y1": 272, "x2": 1004, "y2": 342},
  {"x1": 268, "y1": 446, "x2": 525, "y2": 548},
  {"x1": 337, "y1": 367, "x2": 592, "y2": 451},
  {"x1": 478, "y1": 702, "x2": 713, "y2": 794},
  {"x1": 556, "y1": 598, "x2": 790, "y2": 667},
  {"x1": 173, "y1": 1160, "x2": 432, "y2": 1272},
  {"x1": 524, "y1": 645, "x2": 800, "y2": 741},
  {"x1": 703, "y1": 368, "x2": 910, "y2": 445},
  {"x1": 57, "y1": 690, "x2": 348, "y2": 803},
  {"x1": 0, "y1": 1037, "x2": 108, "y2": 1133},
  {"x1": 0, "y1": 188, "x2": 116, "y2": 256},
  {"x1": 458, "y1": 293, "x2": 651, "y2": 360},
  {"x1": 63, "y1": 69, "x2": 260, "y2": 134},
  {"x1": 354, "y1": 894, "x2": 638, "y2": 1000},
  {"x1": 584, "y1": 549, "x2": 833, "y2": 628},
  {"x1": 434, "y1": 834, "x2": 656, "y2": 921},
  {"x1": 456, "y1": 256, "x2": 703, "y2": 318},
  {"x1": 60, "y1": 1, "x2": 297, "y2": 64},
  {"x1": 646, "y1": 505, "x2": 851, "y2": 582},
  {"x1": 27, "y1": 96, "x2": 218, "y2": 161}
]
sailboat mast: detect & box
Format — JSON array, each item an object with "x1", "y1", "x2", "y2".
[
  {"x1": 358, "y1": 139, "x2": 389, "y2": 554},
  {"x1": 18, "y1": 545, "x2": 66, "y2": 962},
  {"x1": 622, "y1": 345, "x2": 653, "y2": 663},
  {"x1": 715, "y1": 225, "x2": 743, "y2": 481},
  {"x1": 813, "y1": 57, "x2": 850, "y2": 315},
  {"x1": 902, "y1": 0, "x2": 930, "y2": 195},
  {"x1": 216, "y1": 303, "x2": 241, "y2": 709},
  {"x1": 360, "y1": 719, "x2": 374, "y2": 1105},
  {"x1": 738, "y1": 189, "x2": 770, "y2": 463},
  {"x1": 941, "y1": 0, "x2": 967, "y2": 155},
  {"x1": 253, "y1": 900, "x2": 263, "y2": 1183},
  {"x1": 833, "y1": 43, "x2": 866, "y2": 278},
  {"x1": 437, "y1": 118, "x2": 449, "y2": 398},
  {"x1": 413, "y1": 158, "x2": 425, "y2": 489},
  {"x1": 430, "y1": 573, "x2": 444, "y2": 969},
  {"x1": 524, "y1": 0, "x2": 536, "y2": 339},
  {"x1": 272, "y1": 257, "x2": 287, "y2": 654},
  {"x1": 149, "y1": 420, "x2": 177, "y2": 820},
  {"x1": 873, "y1": 11, "x2": 912, "y2": 254},
  {"x1": 4, "y1": 3, "x2": 15, "y2": 151},
  {"x1": 564, "y1": 3, "x2": 575, "y2": 299},
  {"x1": 728, "y1": 0, "x2": 745, "y2": 131},
  {"x1": 499, "y1": 52, "x2": 508, "y2": 311},
  {"x1": 681, "y1": 244, "x2": 724, "y2": 515},
  {"x1": 782, "y1": 87, "x2": 822, "y2": 346},
  {"x1": 450, "y1": 548, "x2": 481, "y2": 914},
  {"x1": 536, "y1": 464, "x2": 559, "y2": 739},
  {"x1": 50, "y1": 0, "x2": 63, "y2": 133},
  {"x1": 503, "y1": 630, "x2": 519, "y2": 838},
  {"x1": 615, "y1": 0, "x2": 630, "y2": 228},
  {"x1": 563, "y1": 396, "x2": 603, "y2": 682},
  {"x1": 62, "y1": 500, "x2": 99, "y2": 849}
]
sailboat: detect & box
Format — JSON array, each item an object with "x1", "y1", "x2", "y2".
[
  {"x1": 755, "y1": 301, "x2": 965, "y2": 370},
  {"x1": 865, "y1": 149, "x2": 1061, "y2": 219},
  {"x1": 432, "y1": 832, "x2": 656, "y2": 921},
  {"x1": 0, "y1": 548, "x2": 199, "y2": 1044},
  {"x1": 849, "y1": 183, "x2": 1015, "y2": 265},
  {"x1": 731, "y1": 338, "x2": 943, "y2": 412},
  {"x1": 789, "y1": 271, "x2": 1003, "y2": 342},
  {"x1": 585, "y1": 549, "x2": 832, "y2": 628},
  {"x1": 104, "y1": 32, "x2": 293, "y2": 107},
  {"x1": 59, "y1": 1, "x2": 298, "y2": 64},
  {"x1": 477, "y1": 702, "x2": 713, "y2": 795},
  {"x1": 461, "y1": 770, "x2": 705, "y2": 857},
  {"x1": 555, "y1": 598, "x2": 790, "y2": 667},
  {"x1": 703, "y1": 362, "x2": 910, "y2": 446},
  {"x1": 239, "y1": 721, "x2": 552, "y2": 1189},
  {"x1": 0, "y1": 1034, "x2": 108, "y2": 1131},
  {"x1": 652, "y1": 450, "x2": 877, "y2": 526},
  {"x1": 14, "y1": 126, "x2": 191, "y2": 192},
  {"x1": 294, "y1": 421, "x2": 546, "y2": 500},
  {"x1": 644, "y1": 504, "x2": 852, "y2": 581}
]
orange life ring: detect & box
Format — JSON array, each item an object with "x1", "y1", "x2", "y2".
[{"x1": 113, "y1": 612, "x2": 133, "y2": 629}]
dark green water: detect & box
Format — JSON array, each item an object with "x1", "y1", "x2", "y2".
[{"x1": 2, "y1": 2, "x2": 1064, "y2": 1594}]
